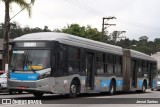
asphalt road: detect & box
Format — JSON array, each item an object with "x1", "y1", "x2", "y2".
[{"x1": 0, "y1": 89, "x2": 160, "y2": 107}]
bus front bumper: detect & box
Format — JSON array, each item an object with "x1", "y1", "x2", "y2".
[{"x1": 8, "y1": 78, "x2": 51, "y2": 93}]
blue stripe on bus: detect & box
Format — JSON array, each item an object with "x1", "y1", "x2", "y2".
[
  {"x1": 10, "y1": 72, "x2": 39, "y2": 81},
  {"x1": 138, "y1": 80, "x2": 143, "y2": 88},
  {"x1": 100, "y1": 80, "x2": 123, "y2": 88},
  {"x1": 100, "y1": 80, "x2": 110, "y2": 88},
  {"x1": 116, "y1": 80, "x2": 123, "y2": 87}
]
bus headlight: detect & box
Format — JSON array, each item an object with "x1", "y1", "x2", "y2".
[{"x1": 38, "y1": 72, "x2": 50, "y2": 80}]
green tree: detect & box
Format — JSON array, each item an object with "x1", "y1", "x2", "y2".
[
  {"x1": 85, "y1": 25, "x2": 101, "y2": 41},
  {"x1": 139, "y1": 36, "x2": 148, "y2": 42},
  {"x1": 154, "y1": 38, "x2": 160, "y2": 52},
  {"x1": 10, "y1": 22, "x2": 23, "y2": 38},
  {"x1": 53, "y1": 28, "x2": 61, "y2": 32},
  {"x1": 1, "y1": 0, "x2": 35, "y2": 70},
  {"x1": 43, "y1": 26, "x2": 51, "y2": 32},
  {"x1": 116, "y1": 38, "x2": 130, "y2": 48},
  {"x1": 62, "y1": 24, "x2": 101, "y2": 41},
  {"x1": 62, "y1": 24, "x2": 86, "y2": 38},
  {"x1": 154, "y1": 38, "x2": 160, "y2": 44},
  {"x1": 111, "y1": 31, "x2": 119, "y2": 43},
  {"x1": 130, "y1": 40, "x2": 153, "y2": 55}
]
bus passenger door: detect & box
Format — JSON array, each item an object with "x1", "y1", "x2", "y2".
[{"x1": 86, "y1": 53, "x2": 94, "y2": 90}]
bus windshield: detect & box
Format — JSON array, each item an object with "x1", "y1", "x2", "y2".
[{"x1": 10, "y1": 50, "x2": 50, "y2": 71}]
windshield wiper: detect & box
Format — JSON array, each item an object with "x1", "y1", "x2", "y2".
[
  {"x1": 27, "y1": 60, "x2": 36, "y2": 73},
  {"x1": 30, "y1": 65, "x2": 36, "y2": 73}
]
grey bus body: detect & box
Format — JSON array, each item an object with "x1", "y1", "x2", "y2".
[
  {"x1": 157, "y1": 76, "x2": 160, "y2": 90},
  {"x1": 8, "y1": 32, "x2": 157, "y2": 97},
  {"x1": 153, "y1": 75, "x2": 160, "y2": 90}
]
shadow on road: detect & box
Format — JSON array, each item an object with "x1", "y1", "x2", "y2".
[
  {"x1": 0, "y1": 92, "x2": 31, "y2": 95},
  {"x1": 0, "y1": 90, "x2": 159, "y2": 104},
  {"x1": 4, "y1": 91, "x2": 158, "y2": 104},
  {"x1": 77, "y1": 90, "x2": 153, "y2": 98},
  {"x1": 7, "y1": 90, "x2": 154, "y2": 100}
]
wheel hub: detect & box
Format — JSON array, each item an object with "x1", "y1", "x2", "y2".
[{"x1": 71, "y1": 85, "x2": 76, "y2": 93}]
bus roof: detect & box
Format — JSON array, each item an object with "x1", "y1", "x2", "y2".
[
  {"x1": 130, "y1": 50, "x2": 156, "y2": 62},
  {"x1": 14, "y1": 32, "x2": 156, "y2": 62},
  {"x1": 14, "y1": 32, "x2": 123, "y2": 55}
]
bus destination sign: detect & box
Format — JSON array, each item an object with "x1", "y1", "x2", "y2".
[
  {"x1": 14, "y1": 42, "x2": 46, "y2": 48},
  {"x1": 24, "y1": 42, "x2": 36, "y2": 47}
]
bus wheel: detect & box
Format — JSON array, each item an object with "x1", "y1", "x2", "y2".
[
  {"x1": 142, "y1": 82, "x2": 147, "y2": 93},
  {"x1": 33, "y1": 92, "x2": 44, "y2": 98},
  {"x1": 109, "y1": 81, "x2": 116, "y2": 95},
  {"x1": 69, "y1": 80, "x2": 77, "y2": 98}
]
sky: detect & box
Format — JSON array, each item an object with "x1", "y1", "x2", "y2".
[{"x1": 0, "y1": 0, "x2": 160, "y2": 41}]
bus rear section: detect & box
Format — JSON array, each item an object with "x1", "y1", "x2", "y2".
[{"x1": 122, "y1": 49, "x2": 157, "y2": 92}]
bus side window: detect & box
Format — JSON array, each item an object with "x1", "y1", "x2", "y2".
[
  {"x1": 96, "y1": 63, "x2": 104, "y2": 75},
  {"x1": 137, "y1": 60, "x2": 143, "y2": 77},
  {"x1": 138, "y1": 60, "x2": 142, "y2": 72},
  {"x1": 68, "y1": 47, "x2": 80, "y2": 73},
  {"x1": 108, "y1": 64, "x2": 113, "y2": 74},
  {"x1": 68, "y1": 64, "x2": 73, "y2": 72},
  {"x1": 105, "y1": 54, "x2": 114, "y2": 75},
  {"x1": 57, "y1": 44, "x2": 67, "y2": 69},
  {"x1": 96, "y1": 52, "x2": 104, "y2": 75},
  {"x1": 114, "y1": 56, "x2": 122, "y2": 76}
]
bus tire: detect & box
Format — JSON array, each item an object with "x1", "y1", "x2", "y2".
[
  {"x1": 33, "y1": 92, "x2": 44, "y2": 98},
  {"x1": 69, "y1": 80, "x2": 77, "y2": 98},
  {"x1": 141, "y1": 82, "x2": 147, "y2": 93},
  {"x1": 109, "y1": 81, "x2": 116, "y2": 95}
]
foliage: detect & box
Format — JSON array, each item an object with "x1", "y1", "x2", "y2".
[
  {"x1": 0, "y1": 0, "x2": 35, "y2": 17},
  {"x1": 62, "y1": 24, "x2": 86, "y2": 38},
  {"x1": 0, "y1": 22, "x2": 160, "y2": 55},
  {"x1": 139, "y1": 36, "x2": 148, "y2": 42},
  {"x1": 62, "y1": 24, "x2": 102, "y2": 41}
]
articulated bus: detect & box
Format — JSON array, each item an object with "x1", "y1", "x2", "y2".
[{"x1": 8, "y1": 32, "x2": 157, "y2": 97}]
